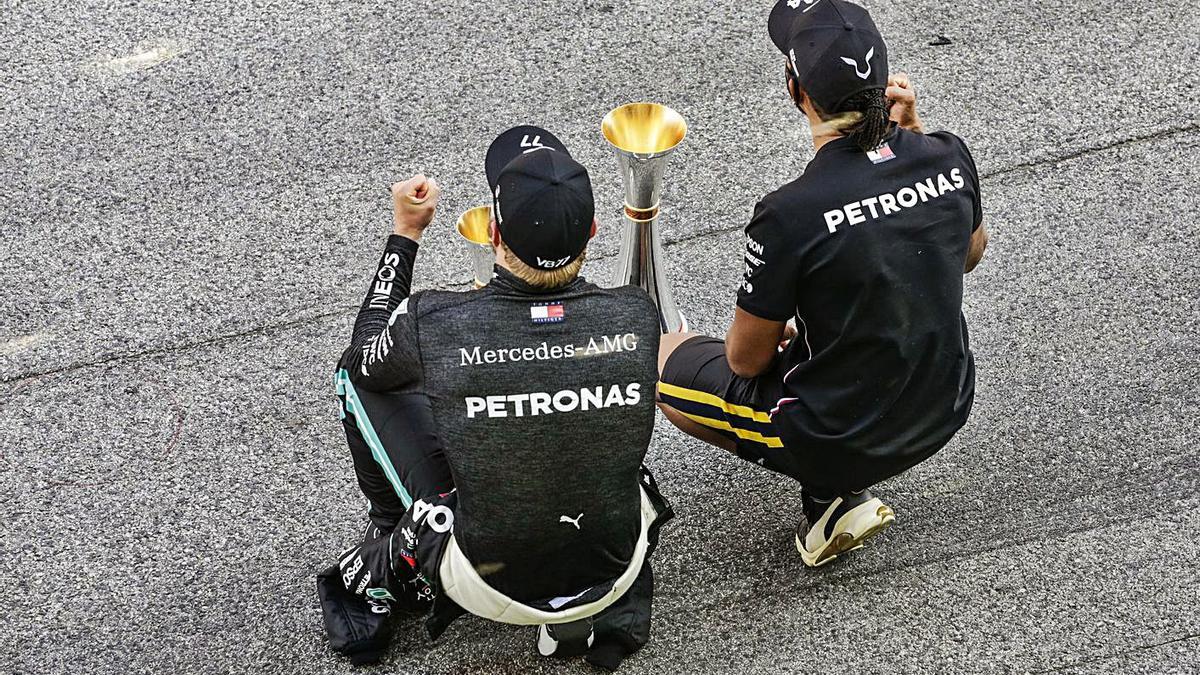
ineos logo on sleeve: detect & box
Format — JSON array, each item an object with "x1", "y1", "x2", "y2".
[{"x1": 840, "y1": 47, "x2": 875, "y2": 80}]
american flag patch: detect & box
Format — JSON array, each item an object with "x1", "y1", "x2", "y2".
[
  {"x1": 866, "y1": 143, "x2": 896, "y2": 165},
  {"x1": 530, "y1": 302, "x2": 565, "y2": 323}
]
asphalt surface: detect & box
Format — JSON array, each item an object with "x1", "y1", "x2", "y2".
[{"x1": 2, "y1": 0, "x2": 1198, "y2": 673}]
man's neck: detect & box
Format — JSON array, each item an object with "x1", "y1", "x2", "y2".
[
  {"x1": 806, "y1": 109, "x2": 844, "y2": 152},
  {"x1": 811, "y1": 130, "x2": 843, "y2": 152},
  {"x1": 494, "y1": 251, "x2": 515, "y2": 277}
]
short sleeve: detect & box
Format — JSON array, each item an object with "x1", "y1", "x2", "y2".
[
  {"x1": 946, "y1": 132, "x2": 984, "y2": 231},
  {"x1": 735, "y1": 203, "x2": 798, "y2": 322}
]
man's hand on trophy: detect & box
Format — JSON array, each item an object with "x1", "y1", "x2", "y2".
[
  {"x1": 886, "y1": 72, "x2": 924, "y2": 134},
  {"x1": 392, "y1": 174, "x2": 441, "y2": 242}
]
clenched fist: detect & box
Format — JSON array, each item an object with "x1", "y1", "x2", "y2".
[
  {"x1": 391, "y1": 174, "x2": 441, "y2": 241},
  {"x1": 886, "y1": 72, "x2": 924, "y2": 134}
]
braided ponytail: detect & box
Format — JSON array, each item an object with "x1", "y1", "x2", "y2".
[
  {"x1": 787, "y1": 64, "x2": 893, "y2": 154},
  {"x1": 839, "y1": 89, "x2": 890, "y2": 153}
]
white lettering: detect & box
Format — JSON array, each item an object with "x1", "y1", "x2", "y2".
[
  {"x1": 553, "y1": 389, "x2": 580, "y2": 412},
  {"x1": 824, "y1": 209, "x2": 846, "y2": 233},
  {"x1": 465, "y1": 397, "x2": 486, "y2": 418},
  {"x1": 580, "y1": 386, "x2": 603, "y2": 411},
  {"x1": 937, "y1": 173, "x2": 955, "y2": 194},
  {"x1": 457, "y1": 337, "x2": 638, "y2": 368},
  {"x1": 507, "y1": 394, "x2": 529, "y2": 417},
  {"x1": 486, "y1": 395, "x2": 507, "y2": 417},
  {"x1": 861, "y1": 196, "x2": 880, "y2": 219},
  {"x1": 915, "y1": 178, "x2": 938, "y2": 202},
  {"x1": 536, "y1": 255, "x2": 571, "y2": 269},
  {"x1": 464, "y1": 383, "x2": 645, "y2": 419},
  {"x1": 951, "y1": 167, "x2": 965, "y2": 189},
  {"x1": 845, "y1": 202, "x2": 867, "y2": 225},
  {"x1": 822, "y1": 171, "x2": 971, "y2": 235},
  {"x1": 530, "y1": 392, "x2": 553, "y2": 415}
]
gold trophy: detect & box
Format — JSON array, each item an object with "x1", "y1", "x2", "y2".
[
  {"x1": 602, "y1": 103, "x2": 688, "y2": 333},
  {"x1": 456, "y1": 206, "x2": 494, "y2": 288}
]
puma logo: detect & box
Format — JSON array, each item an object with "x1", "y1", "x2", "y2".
[
  {"x1": 559, "y1": 513, "x2": 583, "y2": 530},
  {"x1": 840, "y1": 47, "x2": 876, "y2": 80}
]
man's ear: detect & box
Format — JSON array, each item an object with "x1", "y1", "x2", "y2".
[
  {"x1": 589, "y1": 217, "x2": 598, "y2": 240},
  {"x1": 788, "y1": 78, "x2": 807, "y2": 112},
  {"x1": 490, "y1": 219, "x2": 502, "y2": 248}
]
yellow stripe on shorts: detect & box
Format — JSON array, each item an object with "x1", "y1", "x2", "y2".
[
  {"x1": 675, "y1": 411, "x2": 784, "y2": 448},
  {"x1": 657, "y1": 381, "x2": 774, "y2": 424}
]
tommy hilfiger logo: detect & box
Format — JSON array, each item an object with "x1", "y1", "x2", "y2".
[
  {"x1": 840, "y1": 47, "x2": 875, "y2": 80},
  {"x1": 530, "y1": 302, "x2": 565, "y2": 323},
  {"x1": 866, "y1": 142, "x2": 896, "y2": 164}
]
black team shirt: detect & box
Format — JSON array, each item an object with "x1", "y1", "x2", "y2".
[
  {"x1": 738, "y1": 127, "x2": 982, "y2": 491},
  {"x1": 343, "y1": 236, "x2": 661, "y2": 603}
]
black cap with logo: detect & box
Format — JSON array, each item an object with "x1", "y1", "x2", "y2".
[
  {"x1": 485, "y1": 126, "x2": 594, "y2": 271},
  {"x1": 768, "y1": 0, "x2": 889, "y2": 113}
]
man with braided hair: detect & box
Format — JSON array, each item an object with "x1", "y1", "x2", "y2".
[{"x1": 657, "y1": 0, "x2": 988, "y2": 567}]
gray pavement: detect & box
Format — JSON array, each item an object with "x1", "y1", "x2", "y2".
[{"x1": 2, "y1": 0, "x2": 1198, "y2": 673}]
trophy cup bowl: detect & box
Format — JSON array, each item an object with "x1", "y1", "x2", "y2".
[
  {"x1": 602, "y1": 103, "x2": 688, "y2": 158},
  {"x1": 456, "y1": 205, "x2": 494, "y2": 288}
]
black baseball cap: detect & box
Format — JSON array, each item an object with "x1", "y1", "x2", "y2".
[
  {"x1": 768, "y1": 0, "x2": 889, "y2": 113},
  {"x1": 484, "y1": 126, "x2": 594, "y2": 271}
]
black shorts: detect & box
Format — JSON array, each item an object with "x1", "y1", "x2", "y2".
[{"x1": 659, "y1": 336, "x2": 802, "y2": 480}]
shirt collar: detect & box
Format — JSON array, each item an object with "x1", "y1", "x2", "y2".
[{"x1": 486, "y1": 265, "x2": 585, "y2": 295}]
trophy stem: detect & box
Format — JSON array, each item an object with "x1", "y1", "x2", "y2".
[{"x1": 612, "y1": 211, "x2": 686, "y2": 334}]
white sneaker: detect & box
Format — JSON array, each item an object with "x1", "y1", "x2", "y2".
[{"x1": 796, "y1": 490, "x2": 896, "y2": 568}]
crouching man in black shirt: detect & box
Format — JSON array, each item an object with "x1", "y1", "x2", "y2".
[
  {"x1": 318, "y1": 126, "x2": 671, "y2": 669},
  {"x1": 658, "y1": 0, "x2": 988, "y2": 568}
]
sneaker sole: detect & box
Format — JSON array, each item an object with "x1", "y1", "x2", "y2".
[{"x1": 796, "y1": 504, "x2": 896, "y2": 568}]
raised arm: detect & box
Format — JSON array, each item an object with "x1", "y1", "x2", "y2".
[
  {"x1": 886, "y1": 72, "x2": 924, "y2": 134},
  {"x1": 343, "y1": 175, "x2": 440, "y2": 391}
]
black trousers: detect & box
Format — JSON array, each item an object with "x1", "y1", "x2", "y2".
[{"x1": 335, "y1": 373, "x2": 454, "y2": 531}]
